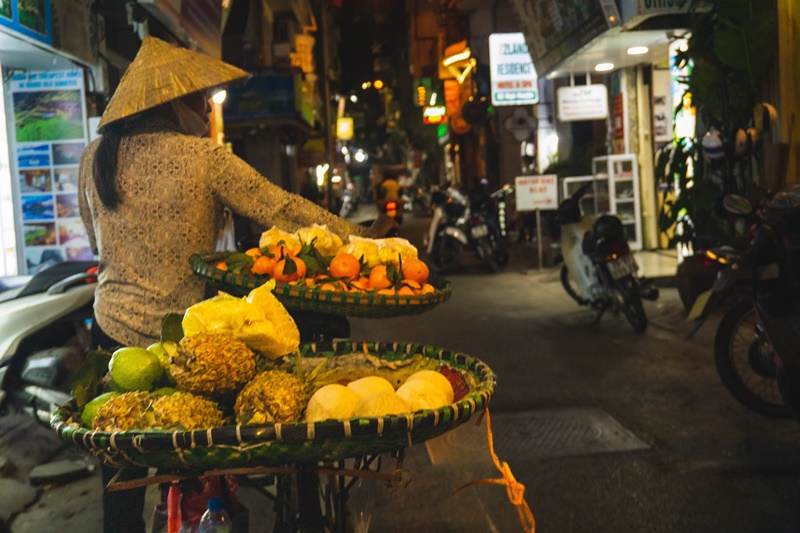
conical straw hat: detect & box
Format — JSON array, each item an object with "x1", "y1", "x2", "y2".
[{"x1": 97, "y1": 36, "x2": 249, "y2": 131}]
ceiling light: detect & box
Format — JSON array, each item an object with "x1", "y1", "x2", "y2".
[
  {"x1": 627, "y1": 46, "x2": 649, "y2": 55},
  {"x1": 595, "y1": 63, "x2": 614, "y2": 72}
]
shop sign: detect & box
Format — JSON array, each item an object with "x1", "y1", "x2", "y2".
[
  {"x1": 0, "y1": 0, "x2": 52, "y2": 45},
  {"x1": 488, "y1": 33, "x2": 539, "y2": 107},
  {"x1": 557, "y1": 85, "x2": 609, "y2": 121},
  {"x1": 508, "y1": 0, "x2": 620, "y2": 76},
  {"x1": 514, "y1": 174, "x2": 558, "y2": 211},
  {"x1": 422, "y1": 105, "x2": 447, "y2": 125},
  {"x1": 8, "y1": 70, "x2": 91, "y2": 273},
  {"x1": 138, "y1": 0, "x2": 221, "y2": 58},
  {"x1": 443, "y1": 79, "x2": 461, "y2": 117},
  {"x1": 223, "y1": 68, "x2": 301, "y2": 123},
  {"x1": 638, "y1": 0, "x2": 688, "y2": 13},
  {"x1": 336, "y1": 117, "x2": 353, "y2": 140}
]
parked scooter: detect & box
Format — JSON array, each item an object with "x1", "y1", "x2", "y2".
[
  {"x1": 0, "y1": 261, "x2": 97, "y2": 421},
  {"x1": 339, "y1": 181, "x2": 358, "y2": 218},
  {"x1": 425, "y1": 187, "x2": 502, "y2": 273},
  {"x1": 556, "y1": 182, "x2": 658, "y2": 333},
  {"x1": 688, "y1": 185, "x2": 800, "y2": 419}
]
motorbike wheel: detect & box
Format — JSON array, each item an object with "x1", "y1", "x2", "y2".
[
  {"x1": 616, "y1": 275, "x2": 648, "y2": 333},
  {"x1": 713, "y1": 301, "x2": 791, "y2": 418},
  {"x1": 560, "y1": 266, "x2": 587, "y2": 305},
  {"x1": 431, "y1": 235, "x2": 463, "y2": 274},
  {"x1": 476, "y1": 237, "x2": 498, "y2": 273}
]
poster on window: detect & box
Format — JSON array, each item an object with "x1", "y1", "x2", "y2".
[{"x1": 9, "y1": 70, "x2": 92, "y2": 273}]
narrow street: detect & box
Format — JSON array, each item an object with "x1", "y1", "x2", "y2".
[{"x1": 3, "y1": 214, "x2": 800, "y2": 532}]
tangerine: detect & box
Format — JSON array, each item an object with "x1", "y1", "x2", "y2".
[
  {"x1": 351, "y1": 277, "x2": 371, "y2": 291},
  {"x1": 402, "y1": 279, "x2": 421, "y2": 290},
  {"x1": 269, "y1": 244, "x2": 295, "y2": 260},
  {"x1": 401, "y1": 257, "x2": 429, "y2": 285},
  {"x1": 244, "y1": 247, "x2": 262, "y2": 259},
  {"x1": 368, "y1": 265, "x2": 392, "y2": 290},
  {"x1": 329, "y1": 253, "x2": 361, "y2": 279},
  {"x1": 252, "y1": 255, "x2": 277, "y2": 275},
  {"x1": 273, "y1": 256, "x2": 307, "y2": 283},
  {"x1": 420, "y1": 283, "x2": 435, "y2": 294},
  {"x1": 396, "y1": 286, "x2": 415, "y2": 296},
  {"x1": 216, "y1": 261, "x2": 228, "y2": 271}
]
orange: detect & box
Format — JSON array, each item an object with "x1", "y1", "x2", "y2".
[
  {"x1": 251, "y1": 255, "x2": 277, "y2": 275},
  {"x1": 319, "y1": 282, "x2": 338, "y2": 292},
  {"x1": 244, "y1": 247, "x2": 262, "y2": 259},
  {"x1": 401, "y1": 258, "x2": 429, "y2": 285},
  {"x1": 396, "y1": 286, "x2": 415, "y2": 296},
  {"x1": 273, "y1": 256, "x2": 307, "y2": 283},
  {"x1": 420, "y1": 283, "x2": 435, "y2": 294},
  {"x1": 269, "y1": 245, "x2": 295, "y2": 260},
  {"x1": 329, "y1": 253, "x2": 361, "y2": 279},
  {"x1": 402, "y1": 279, "x2": 421, "y2": 290},
  {"x1": 377, "y1": 288, "x2": 395, "y2": 295},
  {"x1": 369, "y1": 265, "x2": 392, "y2": 290},
  {"x1": 351, "y1": 277, "x2": 371, "y2": 291},
  {"x1": 216, "y1": 260, "x2": 228, "y2": 271}
]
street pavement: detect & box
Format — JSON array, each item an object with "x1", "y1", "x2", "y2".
[{"x1": 2, "y1": 210, "x2": 800, "y2": 532}]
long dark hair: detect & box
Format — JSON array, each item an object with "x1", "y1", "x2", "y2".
[{"x1": 92, "y1": 122, "x2": 125, "y2": 210}]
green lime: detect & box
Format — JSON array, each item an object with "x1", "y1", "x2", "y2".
[
  {"x1": 109, "y1": 346, "x2": 164, "y2": 392},
  {"x1": 153, "y1": 387, "x2": 178, "y2": 396},
  {"x1": 81, "y1": 391, "x2": 121, "y2": 427},
  {"x1": 147, "y1": 341, "x2": 178, "y2": 385}
]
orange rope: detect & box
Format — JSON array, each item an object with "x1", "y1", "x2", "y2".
[{"x1": 453, "y1": 408, "x2": 535, "y2": 533}]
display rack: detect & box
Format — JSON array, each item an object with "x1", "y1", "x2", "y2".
[{"x1": 590, "y1": 154, "x2": 642, "y2": 250}]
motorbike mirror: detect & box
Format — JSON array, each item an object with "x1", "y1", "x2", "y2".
[{"x1": 721, "y1": 194, "x2": 753, "y2": 216}]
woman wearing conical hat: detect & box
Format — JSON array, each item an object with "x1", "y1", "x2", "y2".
[{"x1": 78, "y1": 36, "x2": 391, "y2": 532}]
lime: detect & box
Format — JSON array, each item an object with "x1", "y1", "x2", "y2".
[
  {"x1": 147, "y1": 341, "x2": 178, "y2": 385},
  {"x1": 153, "y1": 387, "x2": 178, "y2": 396},
  {"x1": 109, "y1": 346, "x2": 164, "y2": 391},
  {"x1": 81, "y1": 391, "x2": 121, "y2": 427}
]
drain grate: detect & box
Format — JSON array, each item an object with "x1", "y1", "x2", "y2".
[{"x1": 426, "y1": 408, "x2": 649, "y2": 464}]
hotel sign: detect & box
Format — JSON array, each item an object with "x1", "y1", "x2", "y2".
[{"x1": 488, "y1": 33, "x2": 539, "y2": 106}]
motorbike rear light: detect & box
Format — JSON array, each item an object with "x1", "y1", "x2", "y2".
[
  {"x1": 385, "y1": 201, "x2": 397, "y2": 211},
  {"x1": 470, "y1": 214, "x2": 485, "y2": 225},
  {"x1": 600, "y1": 241, "x2": 630, "y2": 260}
]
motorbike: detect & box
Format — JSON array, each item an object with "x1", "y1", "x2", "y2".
[
  {"x1": 403, "y1": 186, "x2": 433, "y2": 218},
  {"x1": 556, "y1": 182, "x2": 658, "y2": 333},
  {"x1": 425, "y1": 187, "x2": 503, "y2": 274},
  {"x1": 688, "y1": 184, "x2": 800, "y2": 419},
  {"x1": 339, "y1": 181, "x2": 358, "y2": 218},
  {"x1": 0, "y1": 260, "x2": 97, "y2": 422}
]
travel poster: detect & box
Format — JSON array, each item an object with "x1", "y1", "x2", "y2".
[{"x1": 10, "y1": 70, "x2": 90, "y2": 273}]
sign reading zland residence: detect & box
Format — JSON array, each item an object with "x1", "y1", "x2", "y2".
[{"x1": 488, "y1": 33, "x2": 539, "y2": 107}]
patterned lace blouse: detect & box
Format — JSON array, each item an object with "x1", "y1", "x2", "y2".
[{"x1": 79, "y1": 116, "x2": 370, "y2": 348}]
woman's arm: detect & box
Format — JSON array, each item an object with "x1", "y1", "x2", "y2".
[{"x1": 207, "y1": 144, "x2": 375, "y2": 240}]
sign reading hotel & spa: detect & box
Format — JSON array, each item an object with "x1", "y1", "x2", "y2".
[
  {"x1": 556, "y1": 85, "x2": 609, "y2": 122},
  {"x1": 488, "y1": 33, "x2": 539, "y2": 106}
]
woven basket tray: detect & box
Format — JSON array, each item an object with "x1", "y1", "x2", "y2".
[
  {"x1": 51, "y1": 341, "x2": 495, "y2": 470},
  {"x1": 189, "y1": 252, "x2": 452, "y2": 319}
]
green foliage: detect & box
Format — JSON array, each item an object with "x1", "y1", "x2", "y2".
[
  {"x1": 70, "y1": 350, "x2": 112, "y2": 410},
  {"x1": 655, "y1": 0, "x2": 776, "y2": 247}
]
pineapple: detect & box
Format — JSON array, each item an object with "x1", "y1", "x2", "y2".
[
  {"x1": 148, "y1": 392, "x2": 224, "y2": 430},
  {"x1": 172, "y1": 332, "x2": 256, "y2": 397},
  {"x1": 234, "y1": 370, "x2": 309, "y2": 424},
  {"x1": 92, "y1": 391, "x2": 156, "y2": 432}
]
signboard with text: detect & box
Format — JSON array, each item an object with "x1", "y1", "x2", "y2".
[
  {"x1": 557, "y1": 85, "x2": 609, "y2": 121},
  {"x1": 515, "y1": 175, "x2": 558, "y2": 211},
  {"x1": 488, "y1": 33, "x2": 539, "y2": 106},
  {"x1": 9, "y1": 70, "x2": 91, "y2": 274}
]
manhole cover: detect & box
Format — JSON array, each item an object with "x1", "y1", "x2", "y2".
[{"x1": 427, "y1": 408, "x2": 649, "y2": 464}]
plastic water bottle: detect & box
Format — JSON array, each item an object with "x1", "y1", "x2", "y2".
[{"x1": 196, "y1": 497, "x2": 231, "y2": 533}]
